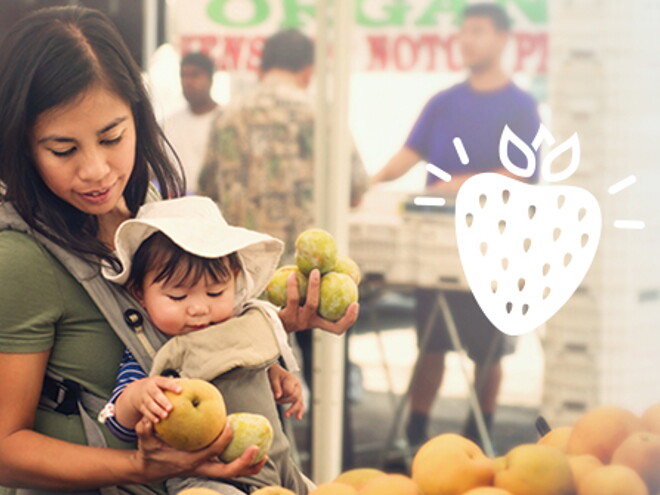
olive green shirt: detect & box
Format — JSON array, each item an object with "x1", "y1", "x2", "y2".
[{"x1": 0, "y1": 230, "x2": 160, "y2": 494}]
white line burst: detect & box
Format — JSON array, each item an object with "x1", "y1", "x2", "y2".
[
  {"x1": 608, "y1": 175, "x2": 637, "y2": 195},
  {"x1": 413, "y1": 197, "x2": 447, "y2": 207},
  {"x1": 614, "y1": 220, "x2": 646, "y2": 230},
  {"x1": 608, "y1": 175, "x2": 645, "y2": 229},
  {"x1": 426, "y1": 163, "x2": 452, "y2": 182},
  {"x1": 453, "y1": 137, "x2": 470, "y2": 165}
]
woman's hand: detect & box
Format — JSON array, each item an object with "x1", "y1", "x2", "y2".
[
  {"x1": 131, "y1": 419, "x2": 266, "y2": 484},
  {"x1": 268, "y1": 364, "x2": 304, "y2": 420},
  {"x1": 278, "y1": 269, "x2": 359, "y2": 335}
]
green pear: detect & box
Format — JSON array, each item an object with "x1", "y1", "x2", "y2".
[
  {"x1": 332, "y1": 255, "x2": 362, "y2": 285},
  {"x1": 265, "y1": 265, "x2": 308, "y2": 306},
  {"x1": 318, "y1": 272, "x2": 358, "y2": 321},
  {"x1": 155, "y1": 379, "x2": 226, "y2": 451},
  {"x1": 295, "y1": 228, "x2": 338, "y2": 275},
  {"x1": 220, "y1": 413, "x2": 273, "y2": 465}
]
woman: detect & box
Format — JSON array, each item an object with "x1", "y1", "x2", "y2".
[{"x1": 0, "y1": 6, "x2": 357, "y2": 494}]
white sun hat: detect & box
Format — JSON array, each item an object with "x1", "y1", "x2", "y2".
[{"x1": 102, "y1": 196, "x2": 284, "y2": 307}]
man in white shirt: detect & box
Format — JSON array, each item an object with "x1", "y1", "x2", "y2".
[{"x1": 163, "y1": 52, "x2": 222, "y2": 193}]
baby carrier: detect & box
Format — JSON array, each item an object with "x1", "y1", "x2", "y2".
[{"x1": 0, "y1": 196, "x2": 166, "y2": 495}]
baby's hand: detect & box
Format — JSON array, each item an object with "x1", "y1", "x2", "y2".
[
  {"x1": 268, "y1": 364, "x2": 304, "y2": 420},
  {"x1": 126, "y1": 376, "x2": 182, "y2": 424}
]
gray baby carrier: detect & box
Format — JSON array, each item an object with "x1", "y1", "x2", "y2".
[{"x1": 0, "y1": 198, "x2": 166, "y2": 495}]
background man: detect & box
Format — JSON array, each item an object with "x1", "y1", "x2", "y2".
[
  {"x1": 373, "y1": 3, "x2": 541, "y2": 447},
  {"x1": 199, "y1": 28, "x2": 368, "y2": 401},
  {"x1": 163, "y1": 52, "x2": 222, "y2": 193},
  {"x1": 200, "y1": 29, "x2": 368, "y2": 260}
]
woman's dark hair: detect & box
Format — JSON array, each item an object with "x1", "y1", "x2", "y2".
[
  {"x1": 127, "y1": 232, "x2": 241, "y2": 295},
  {"x1": 0, "y1": 6, "x2": 185, "y2": 266},
  {"x1": 260, "y1": 29, "x2": 314, "y2": 73}
]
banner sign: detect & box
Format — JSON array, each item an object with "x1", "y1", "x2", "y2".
[{"x1": 169, "y1": 0, "x2": 547, "y2": 74}]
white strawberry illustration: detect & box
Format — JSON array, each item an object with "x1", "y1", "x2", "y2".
[{"x1": 455, "y1": 125, "x2": 602, "y2": 336}]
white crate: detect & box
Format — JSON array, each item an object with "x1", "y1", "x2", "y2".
[
  {"x1": 412, "y1": 245, "x2": 468, "y2": 290},
  {"x1": 348, "y1": 216, "x2": 401, "y2": 277}
]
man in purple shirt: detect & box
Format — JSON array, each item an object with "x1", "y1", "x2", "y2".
[{"x1": 373, "y1": 3, "x2": 541, "y2": 448}]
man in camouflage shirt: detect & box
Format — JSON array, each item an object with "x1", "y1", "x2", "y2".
[{"x1": 198, "y1": 29, "x2": 368, "y2": 261}]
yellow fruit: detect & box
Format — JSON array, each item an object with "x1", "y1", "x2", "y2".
[
  {"x1": 155, "y1": 379, "x2": 226, "y2": 451},
  {"x1": 568, "y1": 454, "x2": 603, "y2": 486},
  {"x1": 360, "y1": 474, "x2": 420, "y2": 495},
  {"x1": 463, "y1": 489, "x2": 513, "y2": 495},
  {"x1": 266, "y1": 265, "x2": 308, "y2": 306},
  {"x1": 318, "y1": 272, "x2": 358, "y2": 321},
  {"x1": 538, "y1": 426, "x2": 572, "y2": 452},
  {"x1": 219, "y1": 413, "x2": 273, "y2": 465},
  {"x1": 642, "y1": 403, "x2": 660, "y2": 435},
  {"x1": 252, "y1": 488, "x2": 296, "y2": 495},
  {"x1": 412, "y1": 433, "x2": 494, "y2": 495},
  {"x1": 611, "y1": 431, "x2": 660, "y2": 492},
  {"x1": 178, "y1": 489, "x2": 222, "y2": 495},
  {"x1": 334, "y1": 468, "x2": 386, "y2": 490},
  {"x1": 309, "y1": 482, "x2": 357, "y2": 495},
  {"x1": 332, "y1": 255, "x2": 362, "y2": 284},
  {"x1": 295, "y1": 228, "x2": 338, "y2": 275},
  {"x1": 567, "y1": 407, "x2": 642, "y2": 463},
  {"x1": 494, "y1": 444, "x2": 574, "y2": 495},
  {"x1": 578, "y1": 465, "x2": 648, "y2": 495}
]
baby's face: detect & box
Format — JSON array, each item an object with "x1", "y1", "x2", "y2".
[{"x1": 138, "y1": 271, "x2": 237, "y2": 336}]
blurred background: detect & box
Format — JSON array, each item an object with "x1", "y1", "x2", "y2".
[{"x1": 2, "y1": 0, "x2": 659, "y2": 480}]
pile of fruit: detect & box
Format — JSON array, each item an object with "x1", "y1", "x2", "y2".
[
  {"x1": 265, "y1": 228, "x2": 360, "y2": 321},
  {"x1": 221, "y1": 403, "x2": 660, "y2": 495}
]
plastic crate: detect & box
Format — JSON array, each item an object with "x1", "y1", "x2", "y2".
[{"x1": 348, "y1": 217, "x2": 401, "y2": 277}]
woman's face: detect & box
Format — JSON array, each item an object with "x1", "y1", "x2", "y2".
[{"x1": 31, "y1": 86, "x2": 136, "y2": 216}]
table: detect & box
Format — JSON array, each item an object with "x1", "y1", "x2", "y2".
[{"x1": 348, "y1": 204, "x2": 499, "y2": 465}]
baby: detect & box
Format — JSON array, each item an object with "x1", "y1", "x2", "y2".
[{"x1": 99, "y1": 196, "x2": 312, "y2": 495}]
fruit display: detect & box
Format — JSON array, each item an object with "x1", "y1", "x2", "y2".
[
  {"x1": 265, "y1": 229, "x2": 360, "y2": 321},
  {"x1": 310, "y1": 482, "x2": 359, "y2": 495},
  {"x1": 178, "y1": 489, "x2": 225, "y2": 495},
  {"x1": 493, "y1": 444, "x2": 574, "y2": 495},
  {"x1": 219, "y1": 413, "x2": 274, "y2": 465},
  {"x1": 412, "y1": 433, "x2": 493, "y2": 494},
  {"x1": 154, "y1": 378, "x2": 227, "y2": 451},
  {"x1": 566, "y1": 406, "x2": 642, "y2": 463},
  {"x1": 359, "y1": 473, "x2": 420, "y2": 495},
  {"x1": 251, "y1": 402, "x2": 660, "y2": 495},
  {"x1": 334, "y1": 468, "x2": 386, "y2": 490},
  {"x1": 253, "y1": 488, "x2": 297, "y2": 495}
]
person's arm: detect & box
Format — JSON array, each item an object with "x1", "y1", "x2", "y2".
[
  {"x1": 197, "y1": 116, "x2": 222, "y2": 201},
  {"x1": 0, "y1": 350, "x2": 262, "y2": 490},
  {"x1": 348, "y1": 137, "x2": 369, "y2": 207},
  {"x1": 268, "y1": 364, "x2": 304, "y2": 420},
  {"x1": 426, "y1": 167, "x2": 525, "y2": 196},
  {"x1": 106, "y1": 349, "x2": 181, "y2": 433},
  {"x1": 371, "y1": 146, "x2": 422, "y2": 184}
]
